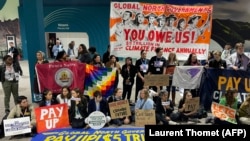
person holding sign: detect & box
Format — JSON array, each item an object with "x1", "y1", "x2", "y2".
[
  {"x1": 172, "y1": 90, "x2": 199, "y2": 122},
  {"x1": 238, "y1": 94, "x2": 250, "y2": 125},
  {"x1": 155, "y1": 90, "x2": 178, "y2": 125},
  {"x1": 121, "y1": 57, "x2": 137, "y2": 104},
  {"x1": 7, "y1": 96, "x2": 36, "y2": 137},
  {"x1": 166, "y1": 52, "x2": 179, "y2": 106},
  {"x1": 135, "y1": 50, "x2": 150, "y2": 102},
  {"x1": 148, "y1": 47, "x2": 167, "y2": 94},
  {"x1": 213, "y1": 89, "x2": 239, "y2": 125},
  {"x1": 0, "y1": 55, "x2": 23, "y2": 114},
  {"x1": 107, "y1": 88, "x2": 130, "y2": 126},
  {"x1": 85, "y1": 91, "x2": 111, "y2": 126},
  {"x1": 69, "y1": 88, "x2": 88, "y2": 128}
]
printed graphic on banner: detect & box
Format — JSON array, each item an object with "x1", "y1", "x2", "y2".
[
  {"x1": 84, "y1": 64, "x2": 116, "y2": 98},
  {"x1": 172, "y1": 66, "x2": 204, "y2": 89},
  {"x1": 3, "y1": 117, "x2": 31, "y2": 136},
  {"x1": 35, "y1": 104, "x2": 69, "y2": 133},
  {"x1": 199, "y1": 68, "x2": 250, "y2": 110},
  {"x1": 211, "y1": 102, "x2": 237, "y2": 124},
  {"x1": 31, "y1": 127, "x2": 144, "y2": 141},
  {"x1": 110, "y1": 2, "x2": 213, "y2": 60},
  {"x1": 36, "y1": 62, "x2": 86, "y2": 94},
  {"x1": 108, "y1": 100, "x2": 131, "y2": 119}
]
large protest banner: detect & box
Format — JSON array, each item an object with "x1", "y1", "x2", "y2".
[
  {"x1": 36, "y1": 62, "x2": 86, "y2": 94},
  {"x1": 3, "y1": 117, "x2": 31, "y2": 136},
  {"x1": 199, "y1": 68, "x2": 250, "y2": 110},
  {"x1": 110, "y1": 2, "x2": 213, "y2": 60},
  {"x1": 35, "y1": 104, "x2": 69, "y2": 133}
]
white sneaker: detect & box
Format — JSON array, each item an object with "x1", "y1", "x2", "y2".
[{"x1": 169, "y1": 121, "x2": 180, "y2": 125}]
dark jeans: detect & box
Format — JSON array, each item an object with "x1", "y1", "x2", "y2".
[
  {"x1": 156, "y1": 113, "x2": 169, "y2": 125},
  {"x1": 135, "y1": 77, "x2": 144, "y2": 102},
  {"x1": 122, "y1": 83, "x2": 134, "y2": 100}
]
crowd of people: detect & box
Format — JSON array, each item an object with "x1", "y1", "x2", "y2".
[{"x1": 0, "y1": 40, "x2": 250, "y2": 139}]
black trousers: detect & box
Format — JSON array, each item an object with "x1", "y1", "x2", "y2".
[
  {"x1": 135, "y1": 77, "x2": 143, "y2": 102},
  {"x1": 122, "y1": 82, "x2": 134, "y2": 100}
]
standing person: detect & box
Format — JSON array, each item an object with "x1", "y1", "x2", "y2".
[
  {"x1": 47, "y1": 39, "x2": 55, "y2": 58},
  {"x1": 226, "y1": 42, "x2": 250, "y2": 71},
  {"x1": 183, "y1": 53, "x2": 201, "y2": 97},
  {"x1": 166, "y1": 52, "x2": 179, "y2": 106},
  {"x1": 105, "y1": 55, "x2": 121, "y2": 89},
  {"x1": 69, "y1": 88, "x2": 88, "y2": 128},
  {"x1": 148, "y1": 47, "x2": 167, "y2": 92},
  {"x1": 33, "y1": 51, "x2": 49, "y2": 102},
  {"x1": 221, "y1": 43, "x2": 234, "y2": 60},
  {"x1": 135, "y1": 50, "x2": 149, "y2": 102},
  {"x1": 0, "y1": 55, "x2": 23, "y2": 113},
  {"x1": 8, "y1": 42, "x2": 20, "y2": 64},
  {"x1": 77, "y1": 44, "x2": 92, "y2": 64},
  {"x1": 90, "y1": 54, "x2": 105, "y2": 68},
  {"x1": 67, "y1": 41, "x2": 75, "y2": 58},
  {"x1": 102, "y1": 45, "x2": 110, "y2": 65},
  {"x1": 121, "y1": 57, "x2": 137, "y2": 104},
  {"x1": 209, "y1": 50, "x2": 227, "y2": 69},
  {"x1": 52, "y1": 40, "x2": 63, "y2": 59},
  {"x1": 55, "y1": 49, "x2": 69, "y2": 62},
  {"x1": 88, "y1": 46, "x2": 98, "y2": 60}
]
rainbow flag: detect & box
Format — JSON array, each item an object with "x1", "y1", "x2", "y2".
[{"x1": 84, "y1": 64, "x2": 116, "y2": 98}]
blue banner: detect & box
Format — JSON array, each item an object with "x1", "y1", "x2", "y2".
[
  {"x1": 31, "y1": 127, "x2": 144, "y2": 141},
  {"x1": 200, "y1": 68, "x2": 250, "y2": 110}
]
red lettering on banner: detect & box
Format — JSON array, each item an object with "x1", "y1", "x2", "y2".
[
  {"x1": 176, "y1": 48, "x2": 206, "y2": 54},
  {"x1": 163, "y1": 48, "x2": 175, "y2": 53},
  {"x1": 126, "y1": 46, "x2": 150, "y2": 51},
  {"x1": 143, "y1": 4, "x2": 165, "y2": 12},
  {"x1": 113, "y1": 3, "x2": 140, "y2": 10},
  {"x1": 166, "y1": 5, "x2": 212, "y2": 13}
]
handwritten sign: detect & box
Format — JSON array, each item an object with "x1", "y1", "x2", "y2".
[
  {"x1": 211, "y1": 102, "x2": 237, "y2": 124},
  {"x1": 3, "y1": 117, "x2": 31, "y2": 136},
  {"x1": 35, "y1": 103, "x2": 69, "y2": 133},
  {"x1": 135, "y1": 109, "x2": 156, "y2": 127},
  {"x1": 108, "y1": 100, "x2": 131, "y2": 119},
  {"x1": 144, "y1": 75, "x2": 169, "y2": 86},
  {"x1": 184, "y1": 97, "x2": 200, "y2": 111}
]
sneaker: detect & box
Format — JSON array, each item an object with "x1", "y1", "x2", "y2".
[{"x1": 169, "y1": 121, "x2": 180, "y2": 125}]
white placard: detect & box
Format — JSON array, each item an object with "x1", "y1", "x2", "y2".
[{"x1": 3, "y1": 117, "x2": 31, "y2": 136}]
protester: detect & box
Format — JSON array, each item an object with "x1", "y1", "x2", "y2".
[
  {"x1": 0, "y1": 55, "x2": 23, "y2": 113},
  {"x1": 39, "y1": 89, "x2": 58, "y2": 107},
  {"x1": 208, "y1": 50, "x2": 227, "y2": 69},
  {"x1": 105, "y1": 55, "x2": 121, "y2": 89},
  {"x1": 135, "y1": 88, "x2": 154, "y2": 110},
  {"x1": 56, "y1": 86, "x2": 71, "y2": 108}
]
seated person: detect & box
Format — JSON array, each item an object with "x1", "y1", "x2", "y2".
[
  {"x1": 135, "y1": 88, "x2": 154, "y2": 110},
  {"x1": 56, "y1": 86, "x2": 72, "y2": 108},
  {"x1": 155, "y1": 90, "x2": 178, "y2": 125},
  {"x1": 85, "y1": 90, "x2": 111, "y2": 126},
  {"x1": 238, "y1": 94, "x2": 250, "y2": 125},
  {"x1": 107, "y1": 88, "x2": 130, "y2": 126},
  {"x1": 214, "y1": 89, "x2": 239, "y2": 125},
  {"x1": 39, "y1": 89, "x2": 58, "y2": 107},
  {"x1": 172, "y1": 90, "x2": 199, "y2": 122},
  {"x1": 69, "y1": 88, "x2": 88, "y2": 128},
  {"x1": 7, "y1": 96, "x2": 36, "y2": 136}
]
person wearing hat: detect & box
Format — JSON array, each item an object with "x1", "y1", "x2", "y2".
[
  {"x1": 163, "y1": 14, "x2": 177, "y2": 43},
  {"x1": 145, "y1": 13, "x2": 157, "y2": 31},
  {"x1": 156, "y1": 14, "x2": 167, "y2": 31},
  {"x1": 185, "y1": 14, "x2": 211, "y2": 43}
]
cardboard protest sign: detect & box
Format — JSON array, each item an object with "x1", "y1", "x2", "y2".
[
  {"x1": 3, "y1": 117, "x2": 31, "y2": 136},
  {"x1": 184, "y1": 97, "x2": 200, "y2": 111},
  {"x1": 144, "y1": 74, "x2": 169, "y2": 86},
  {"x1": 211, "y1": 102, "x2": 237, "y2": 124},
  {"x1": 108, "y1": 100, "x2": 131, "y2": 119},
  {"x1": 35, "y1": 103, "x2": 70, "y2": 133},
  {"x1": 135, "y1": 109, "x2": 156, "y2": 127}
]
